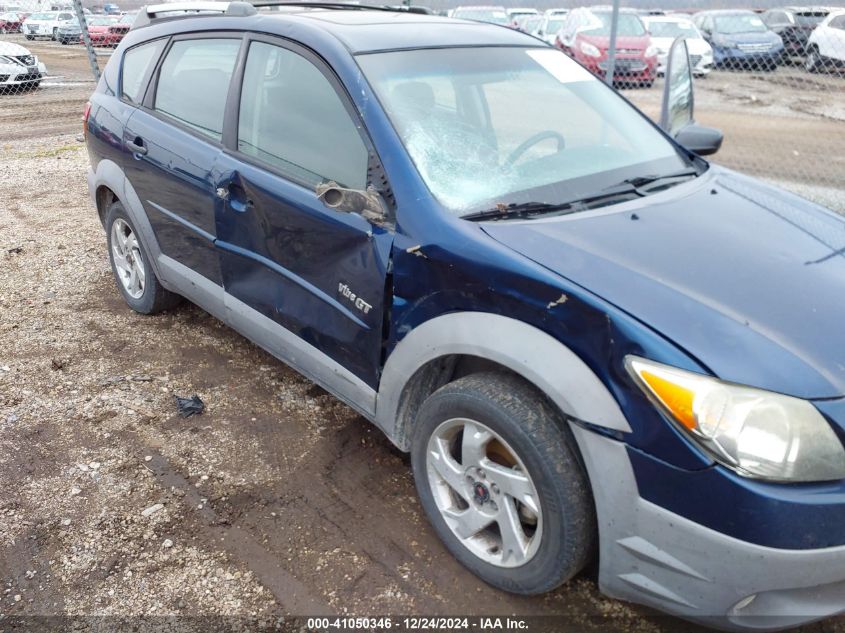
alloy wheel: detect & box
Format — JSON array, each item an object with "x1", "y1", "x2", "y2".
[
  {"x1": 110, "y1": 218, "x2": 146, "y2": 299},
  {"x1": 426, "y1": 417, "x2": 543, "y2": 568}
]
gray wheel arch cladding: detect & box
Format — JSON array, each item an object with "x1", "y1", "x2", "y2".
[
  {"x1": 375, "y1": 311, "x2": 632, "y2": 450},
  {"x1": 88, "y1": 160, "x2": 167, "y2": 286}
]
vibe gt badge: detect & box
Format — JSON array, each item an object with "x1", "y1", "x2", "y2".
[{"x1": 338, "y1": 282, "x2": 372, "y2": 315}]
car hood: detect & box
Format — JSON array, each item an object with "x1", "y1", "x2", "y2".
[
  {"x1": 652, "y1": 36, "x2": 710, "y2": 54},
  {"x1": 482, "y1": 167, "x2": 845, "y2": 399},
  {"x1": 0, "y1": 40, "x2": 33, "y2": 56},
  {"x1": 717, "y1": 30, "x2": 781, "y2": 45},
  {"x1": 579, "y1": 33, "x2": 650, "y2": 50}
]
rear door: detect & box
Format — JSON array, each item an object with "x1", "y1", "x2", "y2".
[
  {"x1": 123, "y1": 34, "x2": 242, "y2": 290},
  {"x1": 214, "y1": 37, "x2": 394, "y2": 388}
]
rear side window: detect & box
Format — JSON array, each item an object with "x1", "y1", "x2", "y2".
[
  {"x1": 237, "y1": 41, "x2": 368, "y2": 190},
  {"x1": 121, "y1": 39, "x2": 165, "y2": 105},
  {"x1": 154, "y1": 38, "x2": 241, "y2": 142}
]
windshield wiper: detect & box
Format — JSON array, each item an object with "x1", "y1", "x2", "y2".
[
  {"x1": 462, "y1": 189, "x2": 641, "y2": 222},
  {"x1": 604, "y1": 167, "x2": 700, "y2": 195},
  {"x1": 463, "y1": 167, "x2": 702, "y2": 222}
]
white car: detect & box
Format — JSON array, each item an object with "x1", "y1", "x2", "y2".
[
  {"x1": 537, "y1": 14, "x2": 568, "y2": 45},
  {"x1": 806, "y1": 9, "x2": 845, "y2": 72},
  {"x1": 0, "y1": 41, "x2": 46, "y2": 91},
  {"x1": 643, "y1": 15, "x2": 714, "y2": 76},
  {"x1": 22, "y1": 10, "x2": 75, "y2": 40}
]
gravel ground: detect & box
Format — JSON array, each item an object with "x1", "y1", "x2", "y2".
[{"x1": 0, "y1": 36, "x2": 844, "y2": 632}]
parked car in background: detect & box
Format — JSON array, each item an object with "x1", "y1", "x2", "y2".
[
  {"x1": 0, "y1": 40, "x2": 46, "y2": 91},
  {"x1": 56, "y1": 17, "x2": 81, "y2": 44},
  {"x1": 537, "y1": 13, "x2": 567, "y2": 45},
  {"x1": 556, "y1": 6, "x2": 657, "y2": 86},
  {"x1": 103, "y1": 3, "x2": 120, "y2": 14},
  {"x1": 451, "y1": 5, "x2": 508, "y2": 26},
  {"x1": 22, "y1": 10, "x2": 75, "y2": 40},
  {"x1": 643, "y1": 15, "x2": 713, "y2": 76},
  {"x1": 694, "y1": 10, "x2": 784, "y2": 70},
  {"x1": 87, "y1": 15, "x2": 129, "y2": 47},
  {"x1": 0, "y1": 11, "x2": 22, "y2": 32},
  {"x1": 805, "y1": 9, "x2": 845, "y2": 72},
  {"x1": 506, "y1": 7, "x2": 537, "y2": 27},
  {"x1": 762, "y1": 6, "x2": 830, "y2": 63},
  {"x1": 514, "y1": 13, "x2": 542, "y2": 35}
]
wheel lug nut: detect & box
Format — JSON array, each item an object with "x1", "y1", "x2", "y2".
[
  {"x1": 478, "y1": 470, "x2": 486, "y2": 479},
  {"x1": 491, "y1": 484, "x2": 499, "y2": 495}
]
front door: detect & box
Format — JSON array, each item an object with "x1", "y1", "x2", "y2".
[{"x1": 215, "y1": 38, "x2": 394, "y2": 389}]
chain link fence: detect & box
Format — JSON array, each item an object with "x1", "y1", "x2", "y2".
[{"x1": 1, "y1": 0, "x2": 843, "y2": 210}]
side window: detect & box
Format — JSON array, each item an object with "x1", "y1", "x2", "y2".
[
  {"x1": 154, "y1": 38, "x2": 241, "y2": 142},
  {"x1": 831, "y1": 15, "x2": 845, "y2": 30},
  {"x1": 121, "y1": 39, "x2": 165, "y2": 105},
  {"x1": 237, "y1": 41, "x2": 368, "y2": 190}
]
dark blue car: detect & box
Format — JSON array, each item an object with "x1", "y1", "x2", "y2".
[{"x1": 84, "y1": 3, "x2": 845, "y2": 629}]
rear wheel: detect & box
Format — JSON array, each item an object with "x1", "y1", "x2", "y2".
[
  {"x1": 805, "y1": 46, "x2": 823, "y2": 73},
  {"x1": 105, "y1": 202, "x2": 181, "y2": 314},
  {"x1": 411, "y1": 372, "x2": 595, "y2": 594}
]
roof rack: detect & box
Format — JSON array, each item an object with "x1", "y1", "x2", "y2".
[
  {"x1": 132, "y1": 0, "x2": 425, "y2": 30},
  {"x1": 251, "y1": 1, "x2": 399, "y2": 13},
  {"x1": 133, "y1": 1, "x2": 256, "y2": 28}
]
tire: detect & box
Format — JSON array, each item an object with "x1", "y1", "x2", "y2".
[
  {"x1": 105, "y1": 202, "x2": 181, "y2": 314},
  {"x1": 24, "y1": 34, "x2": 33, "y2": 40},
  {"x1": 51, "y1": 27, "x2": 57, "y2": 41},
  {"x1": 411, "y1": 372, "x2": 595, "y2": 595},
  {"x1": 60, "y1": 37, "x2": 67, "y2": 45},
  {"x1": 805, "y1": 47, "x2": 822, "y2": 73}
]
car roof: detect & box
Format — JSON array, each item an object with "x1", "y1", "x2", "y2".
[
  {"x1": 138, "y1": 6, "x2": 540, "y2": 54},
  {"x1": 697, "y1": 9, "x2": 757, "y2": 14}
]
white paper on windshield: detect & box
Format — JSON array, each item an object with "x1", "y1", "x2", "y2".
[
  {"x1": 750, "y1": 17, "x2": 764, "y2": 26},
  {"x1": 526, "y1": 49, "x2": 596, "y2": 84}
]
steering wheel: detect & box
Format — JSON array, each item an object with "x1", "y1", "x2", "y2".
[{"x1": 504, "y1": 131, "x2": 566, "y2": 168}]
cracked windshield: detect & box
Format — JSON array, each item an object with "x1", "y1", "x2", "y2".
[{"x1": 359, "y1": 46, "x2": 691, "y2": 215}]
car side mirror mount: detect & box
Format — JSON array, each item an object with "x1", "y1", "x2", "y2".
[{"x1": 316, "y1": 181, "x2": 388, "y2": 225}]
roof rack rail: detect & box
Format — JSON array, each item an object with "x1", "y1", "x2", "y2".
[
  {"x1": 250, "y1": 1, "x2": 397, "y2": 13},
  {"x1": 133, "y1": 1, "x2": 256, "y2": 29}
]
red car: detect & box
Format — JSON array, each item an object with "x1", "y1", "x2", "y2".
[
  {"x1": 84, "y1": 16, "x2": 130, "y2": 47},
  {"x1": 555, "y1": 7, "x2": 658, "y2": 87},
  {"x1": 0, "y1": 11, "x2": 23, "y2": 33}
]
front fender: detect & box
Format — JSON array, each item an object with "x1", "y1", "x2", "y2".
[{"x1": 375, "y1": 311, "x2": 631, "y2": 450}]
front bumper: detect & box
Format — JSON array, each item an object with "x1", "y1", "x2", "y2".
[
  {"x1": 657, "y1": 52, "x2": 713, "y2": 76},
  {"x1": 0, "y1": 62, "x2": 45, "y2": 86},
  {"x1": 713, "y1": 46, "x2": 783, "y2": 67},
  {"x1": 582, "y1": 57, "x2": 656, "y2": 82},
  {"x1": 570, "y1": 425, "x2": 845, "y2": 631}
]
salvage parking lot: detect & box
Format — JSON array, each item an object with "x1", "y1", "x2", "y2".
[{"x1": 1, "y1": 36, "x2": 844, "y2": 630}]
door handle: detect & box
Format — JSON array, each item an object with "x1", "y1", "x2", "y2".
[{"x1": 126, "y1": 137, "x2": 147, "y2": 156}]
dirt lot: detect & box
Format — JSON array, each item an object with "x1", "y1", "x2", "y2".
[{"x1": 1, "y1": 37, "x2": 844, "y2": 632}]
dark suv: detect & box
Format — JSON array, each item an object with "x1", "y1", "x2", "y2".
[
  {"x1": 762, "y1": 6, "x2": 831, "y2": 62},
  {"x1": 85, "y1": 3, "x2": 845, "y2": 629}
]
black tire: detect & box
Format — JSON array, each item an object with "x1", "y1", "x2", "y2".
[
  {"x1": 24, "y1": 34, "x2": 33, "y2": 40},
  {"x1": 411, "y1": 372, "x2": 595, "y2": 595},
  {"x1": 805, "y1": 46, "x2": 822, "y2": 73},
  {"x1": 60, "y1": 37, "x2": 67, "y2": 45},
  {"x1": 105, "y1": 201, "x2": 181, "y2": 314},
  {"x1": 51, "y1": 27, "x2": 57, "y2": 41}
]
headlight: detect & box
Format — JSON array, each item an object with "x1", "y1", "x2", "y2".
[
  {"x1": 626, "y1": 356, "x2": 845, "y2": 482},
  {"x1": 645, "y1": 45, "x2": 659, "y2": 58},
  {"x1": 579, "y1": 41, "x2": 601, "y2": 58}
]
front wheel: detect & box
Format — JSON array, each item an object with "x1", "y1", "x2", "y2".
[
  {"x1": 24, "y1": 34, "x2": 33, "y2": 40},
  {"x1": 411, "y1": 372, "x2": 595, "y2": 594}
]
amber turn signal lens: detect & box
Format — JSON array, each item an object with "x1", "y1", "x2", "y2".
[{"x1": 639, "y1": 370, "x2": 698, "y2": 431}]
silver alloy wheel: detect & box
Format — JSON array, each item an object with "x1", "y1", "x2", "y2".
[
  {"x1": 426, "y1": 417, "x2": 543, "y2": 567},
  {"x1": 110, "y1": 218, "x2": 146, "y2": 299}
]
